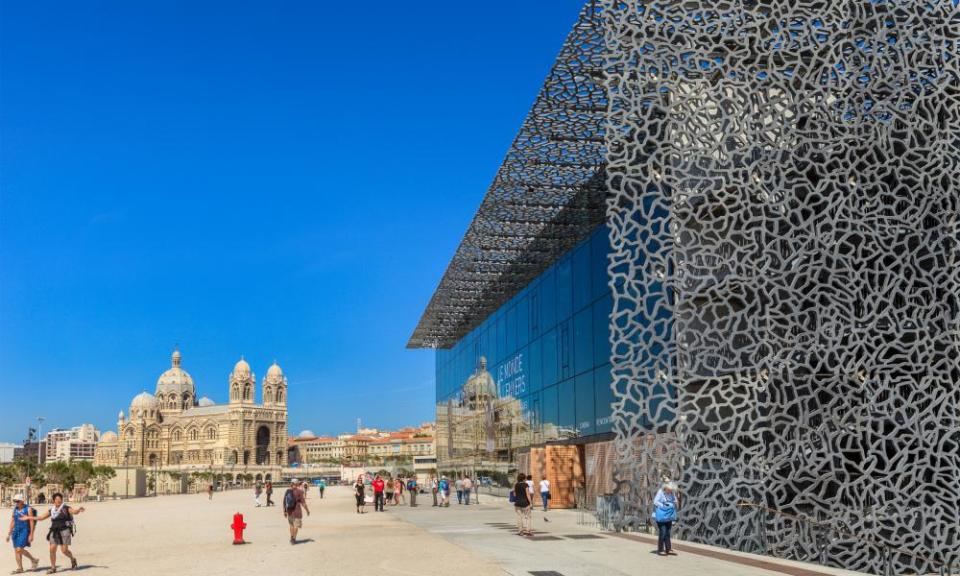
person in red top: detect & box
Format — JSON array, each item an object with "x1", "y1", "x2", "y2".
[{"x1": 372, "y1": 474, "x2": 386, "y2": 512}]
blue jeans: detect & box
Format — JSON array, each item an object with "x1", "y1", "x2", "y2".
[
  {"x1": 463, "y1": 489, "x2": 471, "y2": 504},
  {"x1": 657, "y1": 521, "x2": 673, "y2": 552},
  {"x1": 541, "y1": 492, "x2": 549, "y2": 510}
]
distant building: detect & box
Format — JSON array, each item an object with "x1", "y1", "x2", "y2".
[
  {"x1": 0, "y1": 442, "x2": 19, "y2": 463},
  {"x1": 289, "y1": 423, "x2": 435, "y2": 467},
  {"x1": 45, "y1": 424, "x2": 100, "y2": 462},
  {"x1": 20, "y1": 441, "x2": 46, "y2": 464}
]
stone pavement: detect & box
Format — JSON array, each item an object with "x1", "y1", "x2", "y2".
[
  {"x1": 1, "y1": 487, "x2": 872, "y2": 576},
  {"x1": 388, "y1": 492, "x2": 872, "y2": 576}
]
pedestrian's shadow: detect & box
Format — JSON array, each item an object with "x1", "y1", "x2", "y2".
[
  {"x1": 73, "y1": 565, "x2": 107, "y2": 571},
  {"x1": 294, "y1": 538, "x2": 315, "y2": 545}
]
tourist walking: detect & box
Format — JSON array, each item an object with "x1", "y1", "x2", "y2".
[
  {"x1": 253, "y1": 482, "x2": 263, "y2": 507},
  {"x1": 393, "y1": 478, "x2": 402, "y2": 505},
  {"x1": 207, "y1": 484, "x2": 214, "y2": 500},
  {"x1": 6, "y1": 494, "x2": 39, "y2": 574},
  {"x1": 539, "y1": 477, "x2": 551, "y2": 511},
  {"x1": 22, "y1": 492, "x2": 87, "y2": 573},
  {"x1": 318, "y1": 478, "x2": 326, "y2": 499},
  {"x1": 430, "y1": 476, "x2": 438, "y2": 507},
  {"x1": 438, "y1": 476, "x2": 450, "y2": 507},
  {"x1": 406, "y1": 477, "x2": 418, "y2": 507},
  {"x1": 283, "y1": 479, "x2": 310, "y2": 545},
  {"x1": 354, "y1": 476, "x2": 366, "y2": 514},
  {"x1": 455, "y1": 477, "x2": 464, "y2": 504},
  {"x1": 652, "y1": 481, "x2": 679, "y2": 556},
  {"x1": 512, "y1": 474, "x2": 533, "y2": 536},
  {"x1": 372, "y1": 474, "x2": 386, "y2": 512},
  {"x1": 265, "y1": 481, "x2": 274, "y2": 507},
  {"x1": 385, "y1": 477, "x2": 394, "y2": 506},
  {"x1": 462, "y1": 476, "x2": 473, "y2": 505}
]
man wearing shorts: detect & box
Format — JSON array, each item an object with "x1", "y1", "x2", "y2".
[{"x1": 283, "y1": 479, "x2": 310, "y2": 545}]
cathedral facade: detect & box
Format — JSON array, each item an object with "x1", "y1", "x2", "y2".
[{"x1": 95, "y1": 350, "x2": 288, "y2": 475}]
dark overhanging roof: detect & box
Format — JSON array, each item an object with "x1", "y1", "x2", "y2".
[{"x1": 408, "y1": 3, "x2": 608, "y2": 349}]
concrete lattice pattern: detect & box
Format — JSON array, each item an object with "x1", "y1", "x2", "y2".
[{"x1": 600, "y1": 0, "x2": 960, "y2": 573}]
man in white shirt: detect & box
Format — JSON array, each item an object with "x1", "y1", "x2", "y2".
[{"x1": 539, "y1": 478, "x2": 551, "y2": 511}]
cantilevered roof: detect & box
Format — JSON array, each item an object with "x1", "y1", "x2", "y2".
[{"x1": 408, "y1": 3, "x2": 608, "y2": 349}]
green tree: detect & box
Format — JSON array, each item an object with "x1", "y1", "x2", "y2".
[
  {"x1": 92, "y1": 466, "x2": 116, "y2": 495},
  {"x1": 44, "y1": 461, "x2": 74, "y2": 488}
]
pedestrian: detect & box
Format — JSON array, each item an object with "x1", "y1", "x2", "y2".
[
  {"x1": 385, "y1": 476, "x2": 394, "y2": 506},
  {"x1": 318, "y1": 478, "x2": 326, "y2": 499},
  {"x1": 512, "y1": 474, "x2": 533, "y2": 536},
  {"x1": 207, "y1": 484, "x2": 214, "y2": 500},
  {"x1": 438, "y1": 476, "x2": 450, "y2": 507},
  {"x1": 652, "y1": 481, "x2": 679, "y2": 556},
  {"x1": 22, "y1": 492, "x2": 87, "y2": 573},
  {"x1": 462, "y1": 476, "x2": 473, "y2": 505},
  {"x1": 455, "y1": 477, "x2": 464, "y2": 505},
  {"x1": 406, "y1": 477, "x2": 418, "y2": 507},
  {"x1": 430, "y1": 476, "x2": 439, "y2": 507},
  {"x1": 539, "y1": 477, "x2": 551, "y2": 511},
  {"x1": 354, "y1": 476, "x2": 366, "y2": 514},
  {"x1": 393, "y1": 478, "x2": 402, "y2": 506},
  {"x1": 254, "y1": 482, "x2": 263, "y2": 507},
  {"x1": 6, "y1": 493, "x2": 40, "y2": 574},
  {"x1": 372, "y1": 474, "x2": 386, "y2": 512},
  {"x1": 265, "y1": 481, "x2": 274, "y2": 507},
  {"x1": 282, "y1": 479, "x2": 310, "y2": 545}
]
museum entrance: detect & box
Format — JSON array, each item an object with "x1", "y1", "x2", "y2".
[{"x1": 255, "y1": 425, "x2": 270, "y2": 465}]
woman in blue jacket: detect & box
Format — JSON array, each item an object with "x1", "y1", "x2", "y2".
[{"x1": 652, "y1": 481, "x2": 679, "y2": 556}]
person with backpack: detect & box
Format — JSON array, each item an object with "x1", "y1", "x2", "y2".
[
  {"x1": 652, "y1": 481, "x2": 679, "y2": 556},
  {"x1": 406, "y1": 477, "x2": 417, "y2": 507},
  {"x1": 438, "y1": 476, "x2": 450, "y2": 507},
  {"x1": 282, "y1": 479, "x2": 309, "y2": 545},
  {"x1": 512, "y1": 473, "x2": 533, "y2": 536},
  {"x1": 22, "y1": 492, "x2": 87, "y2": 573},
  {"x1": 6, "y1": 493, "x2": 40, "y2": 574},
  {"x1": 265, "y1": 481, "x2": 274, "y2": 507},
  {"x1": 318, "y1": 478, "x2": 326, "y2": 499},
  {"x1": 455, "y1": 477, "x2": 464, "y2": 505},
  {"x1": 253, "y1": 482, "x2": 263, "y2": 507},
  {"x1": 430, "y1": 476, "x2": 438, "y2": 507}
]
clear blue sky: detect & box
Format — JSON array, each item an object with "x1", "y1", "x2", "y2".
[{"x1": 0, "y1": 0, "x2": 586, "y2": 441}]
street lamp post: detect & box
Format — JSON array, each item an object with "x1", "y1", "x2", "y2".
[
  {"x1": 36, "y1": 417, "x2": 45, "y2": 466},
  {"x1": 124, "y1": 447, "x2": 132, "y2": 499}
]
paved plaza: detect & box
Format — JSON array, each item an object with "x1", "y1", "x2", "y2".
[{"x1": 2, "y1": 487, "x2": 872, "y2": 576}]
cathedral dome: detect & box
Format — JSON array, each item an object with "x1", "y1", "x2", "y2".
[
  {"x1": 232, "y1": 357, "x2": 252, "y2": 378},
  {"x1": 266, "y1": 362, "x2": 283, "y2": 379},
  {"x1": 197, "y1": 396, "x2": 215, "y2": 407},
  {"x1": 156, "y1": 349, "x2": 195, "y2": 396},
  {"x1": 131, "y1": 391, "x2": 159, "y2": 411},
  {"x1": 100, "y1": 431, "x2": 118, "y2": 443},
  {"x1": 298, "y1": 430, "x2": 316, "y2": 439}
]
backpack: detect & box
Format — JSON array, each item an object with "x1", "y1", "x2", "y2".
[
  {"x1": 407, "y1": 480, "x2": 416, "y2": 491},
  {"x1": 283, "y1": 489, "x2": 297, "y2": 512}
]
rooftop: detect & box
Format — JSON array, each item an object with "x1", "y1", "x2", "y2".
[{"x1": 407, "y1": 4, "x2": 608, "y2": 349}]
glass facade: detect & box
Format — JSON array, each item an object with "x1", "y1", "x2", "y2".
[{"x1": 435, "y1": 225, "x2": 614, "y2": 474}]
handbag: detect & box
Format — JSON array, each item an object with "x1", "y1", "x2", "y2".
[
  {"x1": 654, "y1": 505, "x2": 677, "y2": 523},
  {"x1": 508, "y1": 490, "x2": 516, "y2": 503}
]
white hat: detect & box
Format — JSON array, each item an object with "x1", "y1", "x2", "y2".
[
  {"x1": 12, "y1": 493, "x2": 25, "y2": 502},
  {"x1": 290, "y1": 478, "x2": 298, "y2": 483}
]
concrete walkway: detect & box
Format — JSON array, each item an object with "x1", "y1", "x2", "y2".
[
  {"x1": 388, "y1": 492, "x2": 871, "y2": 576},
  {"x1": 1, "y1": 487, "x2": 872, "y2": 576}
]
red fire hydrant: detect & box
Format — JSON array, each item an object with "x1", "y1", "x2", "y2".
[{"x1": 231, "y1": 512, "x2": 247, "y2": 545}]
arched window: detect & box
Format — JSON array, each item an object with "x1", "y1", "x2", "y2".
[
  {"x1": 231, "y1": 384, "x2": 239, "y2": 401},
  {"x1": 182, "y1": 393, "x2": 191, "y2": 409},
  {"x1": 276, "y1": 389, "x2": 284, "y2": 404},
  {"x1": 173, "y1": 429, "x2": 182, "y2": 442},
  {"x1": 190, "y1": 429, "x2": 199, "y2": 441},
  {"x1": 264, "y1": 386, "x2": 273, "y2": 403},
  {"x1": 206, "y1": 427, "x2": 217, "y2": 440},
  {"x1": 243, "y1": 384, "x2": 251, "y2": 401}
]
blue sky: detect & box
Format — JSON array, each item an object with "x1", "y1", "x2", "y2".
[{"x1": 0, "y1": 0, "x2": 586, "y2": 441}]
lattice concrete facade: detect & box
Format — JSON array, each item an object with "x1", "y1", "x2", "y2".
[
  {"x1": 601, "y1": 0, "x2": 959, "y2": 573},
  {"x1": 413, "y1": 1, "x2": 958, "y2": 573}
]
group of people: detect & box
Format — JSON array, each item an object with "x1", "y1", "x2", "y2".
[
  {"x1": 353, "y1": 474, "x2": 419, "y2": 513},
  {"x1": 6, "y1": 492, "x2": 86, "y2": 574},
  {"x1": 427, "y1": 474, "x2": 477, "y2": 507}
]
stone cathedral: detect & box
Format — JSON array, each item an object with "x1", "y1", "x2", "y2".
[{"x1": 95, "y1": 350, "x2": 288, "y2": 473}]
